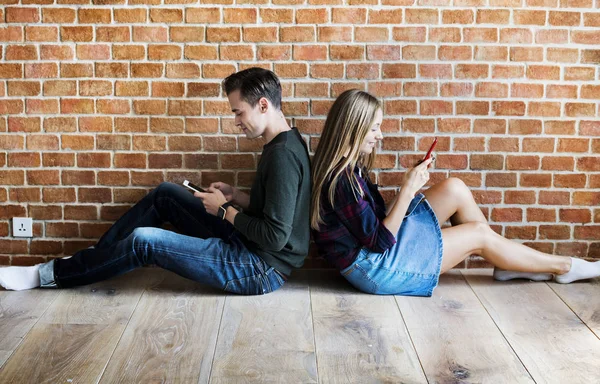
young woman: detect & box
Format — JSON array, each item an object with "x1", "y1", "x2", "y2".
[{"x1": 311, "y1": 89, "x2": 600, "y2": 296}]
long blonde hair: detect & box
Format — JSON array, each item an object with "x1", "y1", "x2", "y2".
[{"x1": 310, "y1": 89, "x2": 382, "y2": 230}]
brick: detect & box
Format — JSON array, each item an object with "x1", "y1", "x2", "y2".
[
  {"x1": 318, "y1": 26, "x2": 351, "y2": 42},
  {"x1": 455, "y1": 64, "x2": 488, "y2": 79},
  {"x1": 457, "y1": 101, "x2": 489, "y2": 115},
  {"x1": 369, "y1": 8, "x2": 402, "y2": 24},
  {"x1": 539, "y1": 191, "x2": 570, "y2": 205},
  {"x1": 485, "y1": 173, "x2": 517, "y2": 187},
  {"x1": 168, "y1": 100, "x2": 202, "y2": 116},
  {"x1": 6, "y1": 7, "x2": 40, "y2": 23},
  {"x1": 97, "y1": 100, "x2": 130, "y2": 115},
  {"x1": 61, "y1": 170, "x2": 95, "y2": 185},
  {"x1": 42, "y1": 152, "x2": 74, "y2": 167},
  {"x1": 438, "y1": 118, "x2": 470, "y2": 133},
  {"x1": 7, "y1": 81, "x2": 40, "y2": 96},
  {"x1": 61, "y1": 63, "x2": 93, "y2": 78},
  {"x1": 186, "y1": 7, "x2": 220, "y2": 23},
  {"x1": 40, "y1": 45, "x2": 73, "y2": 60},
  {"x1": 26, "y1": 99, "x2": 59, "y2": 114},
  {"x1": 310, "y1": 63, "x2": 344, "y2": 79},
  {"x1": 114, "y1": 8, "x2": 147, "y2": 23},
  {"x1": 27, "y1": 169, "x2": 59, "y2": 185},
  {"x1": 169, "y1": 136, "x2": 202, "y2": 151},
  {"x1": 573, "y1": 192, "x2": 600, "y2": 206},
  {"x1": 6, "y1": 45, "x2": 38, "y2": 61},
  {"x1": 572, "y1": 30, "x2": 600, "y2": 45},
  {"x1": 96, "y1": 63, "x2": 128, "y2": 78},
  {"x1": 514, "y1": 10, "x2": 546, "y2": 25},
  {"x1": 79, "y1": 188, "x2": 112, "y2": 203},
  {"x1": 9, "y1": 187, "x2": 41, "y2": 202},
  {"x1": 206, "y1": 27, "x2": 240, "y2": 42},
  {"x1": 77, "y1": 153, "x2": 111, "y2": 168},
  {"x1": 475, "y1": 82, "x2": 508, "y2": 98},
  {"x1": 243, "y1": 27, "x2": 276, "y2": 42},
  {"x1": 403, "y1": 118, "x2": 435, "y2": 133},
  {"x1": 79, "y1": 8, "x2": 111, "y2": 23},
  {"x1": 539, "y1": 225, "x2": 570, "y2": 240},
  {"x1": 203, "y1": 63, "x2": 237, "y2": 79},
  {"x1": 565, "y1": 102, "x2": 595, "y2": 117},
  {"x1": 43, "y1": 8, "x2": 76, "y2": 23},
  {"x1": 61, "y1": 26, "x2": 93, "y2": 42},
  {"x1": 150, "y1": 8, "x2": 183, "y2": 23},
  {"x1": 527, "y1": 208, "x2": 556, "y2": 223},
  {"x1": 471, "y1": 154, "x2": 504, "y2": 170},
  {"x1": 405, "y1": 8, "x2": 438, "y2": 24},
  {"x1": 547, "y1": 85, "x2": 577, "y2": 99},
  {"x1": 332, "y1": 8, "x2": 366, "y2": 23},
  {"x1": 223, "y1": 7, "x2": 256, "y2": 23},
  {"x1": 79, "y1": 80, "x2": 112, "y2": 97},
  {"x1": 167, "y1": 63, "x2": 200, "y2": 78},
  {"x1": 61, "y1": 99, "x2": 94, "y2": 114},
  {"x1": 382, "y1": 64, "x2": 416, "y2": 79},
  {"x1": 96, "y1": 26, "x2": 130, "y2": 42},
  {"x1": 392, "y1": 27, "x2": 426, "y2": 42},
  {"x1": 97, "y1": 170, "x2": 129, "y2": 186},
  {"x1": 26, "y1": 26, "x2": 58, "y2": 42},
  {"x1": 520, "y1": 173, "x2": 552, "y2": 187},
  {"x1": 421, "y1": 100, "x2": 452, "y2": 115},
  {"x1": 542, "y1": 156, "x2": 575, "y2": 171},
  {"x1": 560, "y1": 209, "x2": 592, "y2": 224},
  {"x1": 77, "y1": 44, "x2": 110, "y2": 61},
  {"x1": 429, "y1": 27, "x2": 461, "y2": 43},
  {"x1": 149, "y1": 154, "x2": 182, "y2": 168},
  {"x1": 474, "y1": 119, "x2": 506, "y2": 134},
  {"x1": 133, "y1": 26, "x2": 168, "y2": 42},
  {"x1": 296, "y1": 8, "x2": 328, "y2": 24},
  {"x1": 8, "y1": 117, "x2": 41, "y2": 132},
  {"x1": 491, "y1": 208, "x2": 522, "y2": 222},
  {"x1": 477, "y1": 9, "x2": 510, "y2": 24},
  {"x1": 442, "y1": 9, "x2": 473, "y2": 24},
  {"x1": 527, "y1": 65, "x2": 560, "y2": 80},
  {"x1": 536, "y1": 30, "x2": 569, "y2": 44}
]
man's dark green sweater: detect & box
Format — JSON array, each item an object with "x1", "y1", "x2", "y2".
[{"x1": 233, "y1": 127, "x2": 311, "y2": 276}]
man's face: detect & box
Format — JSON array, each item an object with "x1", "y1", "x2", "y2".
[{"x1": 227, "y1": 90, "x2": 267, "y2": 139}]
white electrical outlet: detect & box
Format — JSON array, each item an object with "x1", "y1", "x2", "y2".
[{"x1": 13, "y1": 217, "x2": 33, "y2": 238}]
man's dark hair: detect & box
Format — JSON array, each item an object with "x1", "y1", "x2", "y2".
[{"x1": 222, "y1": 67, "x2": 282, "y2": 111}]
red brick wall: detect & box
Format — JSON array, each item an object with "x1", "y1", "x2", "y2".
[{"x1": 1, "y1": 2, "x2": 599, "y2": 267}]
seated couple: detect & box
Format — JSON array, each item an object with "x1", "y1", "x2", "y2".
[{"x1": 1, "y1": 68, "x2": 598, "y2": 295}]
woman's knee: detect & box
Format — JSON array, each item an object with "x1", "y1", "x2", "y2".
[{"x1": 444, "y1": 177, "x2": 471, "y2": 199}]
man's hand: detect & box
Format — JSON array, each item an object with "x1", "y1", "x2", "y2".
[
  {"x1": 210, "y1": 182, "x2": 236, "y2": 203},
  {"x1": 195, "y1": 187, "x2": 228, "y2": 216}
]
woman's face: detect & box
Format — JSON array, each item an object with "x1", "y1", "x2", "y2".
[{"x1": 358, "y1": 108, "x2": 383, "y2": 155}]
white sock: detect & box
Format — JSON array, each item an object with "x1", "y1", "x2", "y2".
[
  {"x1": 0, "y1": 265, "x2": 41, "y2": 291},
  {"x1": 554, "y1": 258, "x2": 600, "y2": 284},
  {"x1": 493, "y1": 267, "x2": 553, "y2": 282}
]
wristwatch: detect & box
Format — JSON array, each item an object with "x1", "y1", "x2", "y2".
[{"x1": 217, "y1": 201, "x2": 233, "y2": 220}]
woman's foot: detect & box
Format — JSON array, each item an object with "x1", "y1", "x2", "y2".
[
  {"x1": 0, "y1": 265, "x2": 41, "y2": 291},
  {"x1": 554, "y1": 258, "x2": 600, "y2": 284},
  {"x1": 493, "y1": 267, "x2": 553, "y2": 281}
]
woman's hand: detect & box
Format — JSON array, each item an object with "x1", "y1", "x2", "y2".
[
  {"x1": 195, "y1": 187, "x2": 228, "y2": 216},
  {"x1": 403, "y1": 157, "x2": 433, "y2": 196}
]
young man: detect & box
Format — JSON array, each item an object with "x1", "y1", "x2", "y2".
[{"x1": 0, "y1": 68, "x2": 312, "y2": 294}]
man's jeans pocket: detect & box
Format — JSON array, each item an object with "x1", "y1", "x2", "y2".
[{"x1": 224, "y1": 273, "x2": 268, "y2": 295}]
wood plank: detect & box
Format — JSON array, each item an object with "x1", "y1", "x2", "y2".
[
  {"x1": 548, "y1": 278, "x2": 600, "y2": 338},
  {"x1": 396, "y1": 271, "x2": 533, "y2": 383},
  {"x1": 0, "y1": 324, "x2": 123, "y2": 383},
  {"x1": 463, "y1": 269, "x2": 600, "y2": 383},
  {"x1": 0, "y1": 289, "x2": 58, "y2": 367},
  {"x1": 99, "y1": 271, "x2": 226, "y2": 384},
  {"x1": 310, "y1": 271, "x2": 426, "y2": 383},
  {"x1": 210, "y1": 280, "x2": 317, "y2": 383},
  {"x1": 39, "y1": 268, "x2": 165, "y2": 325},
  {"x1": 0, "y1": 268, "x2": 163, "y2": 382}
]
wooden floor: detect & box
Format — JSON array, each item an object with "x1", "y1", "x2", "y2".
[{"x1": 0, "y1": 269, "x2": 599, "y2": 383}]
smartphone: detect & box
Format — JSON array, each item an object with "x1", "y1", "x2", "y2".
[
  {"x1": 183, "y1": 180, "x2": 205, "y2": 193},
  {"x1": 423, "y1": 137, "x2": 438, "y2": 162},
  {"x1": 417, "y1": 137, "x2": 438, "y2": 168}
]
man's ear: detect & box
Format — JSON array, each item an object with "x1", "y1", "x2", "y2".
[{"x1": 258, "y1": 97, "x2": 269, "y2": 113}]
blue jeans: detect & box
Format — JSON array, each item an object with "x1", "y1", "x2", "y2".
[{"x1": 38, "y1": 182, "x2": 285, "y2": 295}]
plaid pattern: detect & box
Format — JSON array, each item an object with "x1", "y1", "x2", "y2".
[{"x1": 312, "y1": 166, "x2": 397, "y2": 270}]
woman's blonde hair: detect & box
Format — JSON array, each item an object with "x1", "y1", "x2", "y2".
[{"x1": 310, "y1": 89, "x2": 382, "y2": 230}]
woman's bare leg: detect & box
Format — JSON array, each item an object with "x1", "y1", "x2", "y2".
[
  {"x1": 422, "y1": 177, "x2": 487, "y2": 225},
  {"x1": 424, "y1": 178, "x2": 570, "y2": 281},
  {"x1": 439, "y1": 222, "x2": 572, "y2": 275}
]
